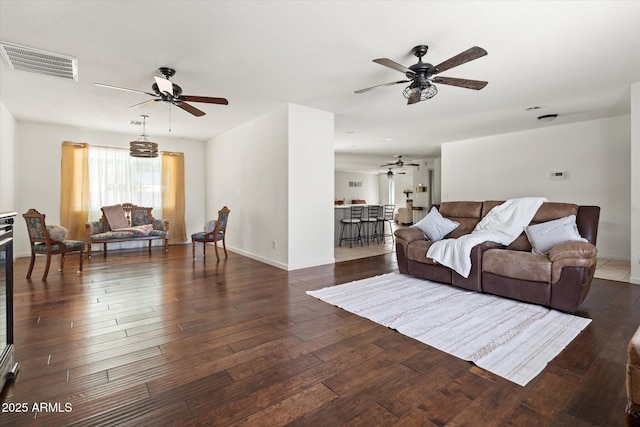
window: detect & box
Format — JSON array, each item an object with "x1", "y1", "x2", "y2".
[
  {"x1": 388, "y1": 178, "x2": 395, "y2": 205},
  {"x1": 87, "y1": 146, "x2": 162, "y2": 221}
]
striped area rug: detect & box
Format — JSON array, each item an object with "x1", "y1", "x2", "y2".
[{"x1": 307, "y1": 273, "x2": 591, "y2": 386}]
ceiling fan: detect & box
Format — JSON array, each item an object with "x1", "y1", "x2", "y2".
[
  {"x1": 94, "y1": 67, "x2": 228, "y2": 117},
  {"x1": 355, "y1": 45, "x2": 488, "y2": 104},
  {"x1": 380, "y1": 155, "x2": 420, "y2": 169},
  {"x1": 383, "y1": 168, "x2": 406, "y2": 178}
]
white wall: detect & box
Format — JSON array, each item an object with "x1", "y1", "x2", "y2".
[
  {"x1": 12, "y1": 121, "x2": 206, "y2": 257},
  {"x1": 441, "y1": 115, "x2": 631, "y2": 260},
  {"x1": 207, "y1": 103, "x2": 334, "y2": 270},
  {"x1": 288, "y1": 104, "x2": 334, "y2": 269},
  {"x1": 0, "y1": 102, "x2": 16, "y2": 213},
  {"x1": 334, "y1": 171, "x2": 380, "y2": 204}
]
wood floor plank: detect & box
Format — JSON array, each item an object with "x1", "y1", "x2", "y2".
[{"x1": 0, "y1": 246, "x2": 635, "y2": 426}]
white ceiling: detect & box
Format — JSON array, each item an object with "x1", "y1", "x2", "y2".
[{"x1": 1, "y1": 1, "x2": 639, "y2": 174}]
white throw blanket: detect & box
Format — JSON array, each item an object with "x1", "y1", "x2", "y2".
[{"x1": 426, "y1": 197, "x2": 547, "y2": 278}]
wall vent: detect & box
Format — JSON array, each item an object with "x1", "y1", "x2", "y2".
[{"x1": 0, "y1": 41, "x2": 78, "y2": 81}]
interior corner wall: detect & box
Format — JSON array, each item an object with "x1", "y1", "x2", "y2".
[
  {"x1": 206, "y1": 106, "x2": 290, "y2": 269},
  {"x1": 12, "y1": 121, "x2": 206, "y2": 257},
  {"x1": 630, "y1": 83, "x2": 640, "y2": 284},
  {"x1": 206, "y1": 104, "x2": 335, "y2": 271},
  {"x1": 287, "y1": 104, "x2": 334, "y2": 269},
  {"x1": 0, "y1": 101, "x2": 16, "y2": 213},
  {"x1": 441, "y1": 116, "x2": 631, "y2": 260}
]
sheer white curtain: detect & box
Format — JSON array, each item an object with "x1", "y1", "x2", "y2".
[{"x1": 88, "y1": 146, "x2": 162, "y2": 221}]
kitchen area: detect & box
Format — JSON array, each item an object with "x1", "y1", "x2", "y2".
[{"x1": 333, "y1": 157, "x2": 441, "y2": 258}]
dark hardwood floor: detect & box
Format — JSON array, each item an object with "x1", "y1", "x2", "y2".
[{"x1": 0, "y1": 244, "x2": 637, "y2": 426}]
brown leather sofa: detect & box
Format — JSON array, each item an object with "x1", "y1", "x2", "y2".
[
  {"x1": 394, "y1": 201, "x2": 600, "y2": 313},
  {"x1": 628, "y1": 326, "x2": 640, "y2": 426}
]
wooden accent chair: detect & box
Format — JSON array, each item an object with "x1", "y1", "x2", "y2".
[
  {"x1": 23, "y1": 208, "x2": 85, "y2": 280},
  {"x1": 191, "y1": 206, "x2": 230, "y2": 261}
]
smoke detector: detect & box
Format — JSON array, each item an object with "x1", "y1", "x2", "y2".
[{"x1": 0, "y1": 41, "x2": 78, "y2": 81}]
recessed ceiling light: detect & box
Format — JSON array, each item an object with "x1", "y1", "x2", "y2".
[{"x1": 537, "y1": 114, "x2": 558, "y2": 122}]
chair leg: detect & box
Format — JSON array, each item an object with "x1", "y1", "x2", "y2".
[
  {"x1": 42, "y1": 254, "x2": 52, "y2": 281},
  {"x1": 214, "y1": 241, "x2": 220, "y2": 261},
  {"x1": 78, "y1": 251, "x2": 84, "y2": 273},
  {"x1": 60, "y1": 253, "x2": 66, "y2": 271},
  {"x1": 192, "y1": 241, "x2": 196, "y2": 259},
  {"x1": 222, "y1": 238, "x2": 228, "y2": 258},
  {"x1": 148, "y1": 240, "x2": 152, "y2": 255},
  {"x1": 26, "y1": 253, "x2": 36, "y2": 279}
]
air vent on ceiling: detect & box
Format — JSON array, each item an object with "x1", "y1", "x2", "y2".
[{"x1": 0, "y1": 41, "x2": 78, "y2": 81}]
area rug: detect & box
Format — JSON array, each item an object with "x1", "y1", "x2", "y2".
[{"x1": 306, "y1": 273, "x2": 591, "y2": 386}]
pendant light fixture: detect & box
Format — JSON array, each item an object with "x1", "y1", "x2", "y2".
[{"x1": 129, "y1": 115, "x2": 158, "y2": 158}]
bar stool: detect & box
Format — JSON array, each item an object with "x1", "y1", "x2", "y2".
[
  {"x1": 362, "y1": 205, "x2": 381, "y2": 244},
  {"x1": 376, "y1": 204, "x2": 395, "y2": 244},
  {"x1": 339, "y1": 206, "x2": 363, "y2": 247}
]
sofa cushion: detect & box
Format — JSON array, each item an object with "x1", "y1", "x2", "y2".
[
  {"x1": 525, "y1": 215, "x2": 587, "y2": 254},
  {"x1": 131, "y1": 208, "x2": 152, "y2": 226},
  {"x1": 503, "y1": 202, "x2": 580, "y2": 252},
  {"x1": 438, "y1": 201, "x2": 483, "y2": 238},
  {"x1": 407, "y1": 240, "x2": 438, "y2": 264},
  {"x1": 90, "y1": 231, "x2": 137, "y2": 240},
  {"x1": 411, "y1": 206, "x2": 459, "y2": 241},
  {"x1": 483, "y1": 249, "x2": 551, "y2": 283}
]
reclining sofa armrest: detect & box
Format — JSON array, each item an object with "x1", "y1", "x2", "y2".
[
  {"x1": 549, "y1": 241, "x2": 597, "y2": 262},
  {"x1": 549, "y1": 241, "x2": 598, "y2": 285},
  {"x1": 394, "y1": 227, "x2": 426, "y2": 244}
]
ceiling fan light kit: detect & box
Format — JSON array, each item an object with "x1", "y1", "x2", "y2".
[
  {"x1": 129, "y1": 115, "x2": 158, "y2": 158},
  {"x1": 355, "y1": 44, "x2": 488, "y2": 105},
  {"x1": 95, "y1": 67, "x2": 229, "y2": 118}
]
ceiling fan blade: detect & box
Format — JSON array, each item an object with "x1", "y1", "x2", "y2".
[
  {"x1": 130, "y1": 99, "x2": 161, "y2": 108},
  {"x1": 432, "y1": 76, "x2": 488, "y2": 90},
  {"x1": 175, "y1": 101, "x2": 206, "y2": 117},
  {"x1": 433, "y1": 46, "x2": 487, "y2": 74},
  {"x1": 94, "y1": 83, "x2": 156, "y2": 97},
  {"x1": 180, "y1": 95, "x2": 229, "y2": 105},
  {"x1": 373, "y1": 58, "x2": 416, "y2": 77},
  {"x1": 407, "y1": 92, "x2": 422, "y2": 105},
  {"x1": 355, "y1": 80, "x2": 411, "y2": 94}
]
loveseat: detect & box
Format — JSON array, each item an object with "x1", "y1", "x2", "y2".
[
  {"x1": 394, "y1": 200, "x2": 600, "y2": 313},
  {"x1": 85, "y1": 203, "x2": 169, "y2": 257}
]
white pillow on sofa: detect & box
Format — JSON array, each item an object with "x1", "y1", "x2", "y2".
[
  {"x1": 411, "y1": 206, "x2": 459, "y2": 241},
  {"x1": 525, "y1": 214, "x2": 587, "y2": 255}
]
